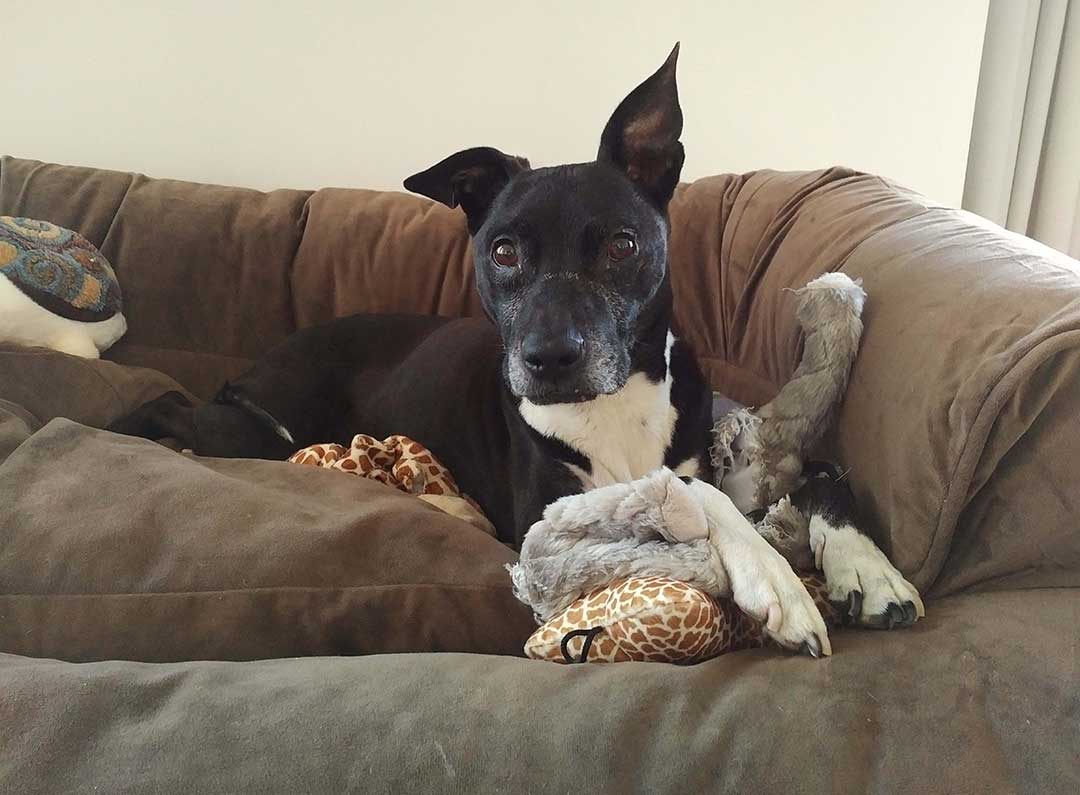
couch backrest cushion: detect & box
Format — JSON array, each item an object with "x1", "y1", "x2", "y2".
[
  {"x1": 0, "y1": 157, "x2": 876, "y2": 403},
  {"x1": 291, "y1": 187, "x2": 483, "y2": 327},
  {"x1": 0, "y1": 157, "x2": 310, "y2": 395},
  {"x1": 2, "y1": 156, "x2": 908, "y2": 405}
]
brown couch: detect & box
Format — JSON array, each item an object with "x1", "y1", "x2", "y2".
[{"x1": 1, "y1": 155, "x2": 1078, "y2": 793}]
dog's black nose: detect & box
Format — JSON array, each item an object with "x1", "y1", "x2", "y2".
[{"x1": 522, "y1": 329, "x2": 585, "y2": 379}]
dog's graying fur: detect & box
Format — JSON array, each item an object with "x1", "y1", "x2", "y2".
[{"x1": 108, "y1": 44, "x2": 921, "y2": 652}]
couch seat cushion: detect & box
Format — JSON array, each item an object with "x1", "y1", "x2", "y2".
[
  {"x1": 0, "y1": 419, "x2": 535, "y2": 661},
  {"x1": 1, "y1": 589, "x2": 1076, "y2": 792}
]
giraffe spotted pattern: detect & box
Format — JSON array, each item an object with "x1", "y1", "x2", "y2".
[
  {"x1": 526, "y1": 574, "x2": 838, "y2": 664},
  {"x1": 290, "y1": 433, "x2": 475, "y2": 505}
]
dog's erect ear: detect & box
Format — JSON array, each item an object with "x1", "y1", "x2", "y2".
[
  {"x1": 597, "y1": 43, "x2": 685, "y2": 207},
  {"x1": 404, "y1": 147, "x2": 530, "y2": 234}
]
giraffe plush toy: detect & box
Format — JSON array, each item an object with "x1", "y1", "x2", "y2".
[
  {"x1": 289, "y1": 433, "x2": 496, "y2": 537},
  {"x1": 526, "y1": 575, "x2": 838, "y2": 663}
]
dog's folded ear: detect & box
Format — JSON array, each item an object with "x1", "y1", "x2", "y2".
[
  {"x1": 597, "y1": 42, "x2": 685, "y2": 208},
  {"x1": 404, "y1": 147, "x2": 530, "y2": 234}
]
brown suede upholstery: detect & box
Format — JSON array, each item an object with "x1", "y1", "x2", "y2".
[
  {"x1": 0, "y1": 419, "x2": 533, "y2": 661},
  {"x1": 4, "y1": 155, "x2": 1079, "y2": 596},
  {"x1": 3, "y1": 589, "x2": 1077, "y2": 794},
  {"x1": 1, "y1": 156, "x2": 1078, "y2": 791}
]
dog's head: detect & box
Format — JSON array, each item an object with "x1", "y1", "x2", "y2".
[{"x1": 405, "y1": 44, "x2": 684, "y2": 404}]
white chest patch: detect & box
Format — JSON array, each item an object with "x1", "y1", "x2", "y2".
[{"x1": 520, "y1": 333, "x2": 681, "y2": 489}]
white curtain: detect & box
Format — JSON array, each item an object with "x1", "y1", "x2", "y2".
[{"x1": 964, "y1": 0, "x2": 1080, "y2": 257}]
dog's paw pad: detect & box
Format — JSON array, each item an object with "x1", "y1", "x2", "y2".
[{"x1": 812, "y1": 521, "x2": 924, "y2": 629}]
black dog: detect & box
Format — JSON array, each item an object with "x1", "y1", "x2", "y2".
[
  {"x1": 112, "y1": 45, "x2": 710, "y2": 548},
  {"x1": 110, "y1": 46, "x2": 922, "y2": 638}
]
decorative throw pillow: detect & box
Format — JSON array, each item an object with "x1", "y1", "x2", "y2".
[
  {"x1": 0, "y1": 216, "x2": 126, "y2": 358},
  {"x1": 525, "y1": 574, "x2": 838, "y2": 664}
]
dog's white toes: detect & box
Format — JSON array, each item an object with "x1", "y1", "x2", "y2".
[
  {"x1": 723, "y1": 548, "x2": 832, "y2": 655},
  {"x1": 811, "y1": 519, "x2": 923, "y2": 630},
  {"x1": 715, "y1": 540, "x2": 832, "y2": 655},
  {"x1": 728, "y1": 584, "x2": 830, "y2": 657},
  {"x1": 761, "y1": 580, "x2": 833, "y2": 657},
  {"x1": 765, "y1": 602, "x2": 783, "y2": 633},
  {"x1": 689, "y1": 479, "x2": 831, "y2": 657}
]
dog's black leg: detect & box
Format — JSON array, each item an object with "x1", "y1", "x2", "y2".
[
  {"x1": 107, "y1": 390, "x2": 298, "y2": 460},
  {"x1": 107, "y1": 391, "x2": 197, "y2": 446}
]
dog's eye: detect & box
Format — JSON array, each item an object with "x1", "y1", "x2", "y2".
[
  {"x1": 491, "y1": 239, "x2": 519, "y2": 268},
  {"x1": 608, "y1": 233, "x2": 637, "y2": 262}
]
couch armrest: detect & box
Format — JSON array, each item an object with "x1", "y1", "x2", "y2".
[
  {"x1": 672, "y1": 170, "x2": 1080, "y2": 595},
  {"x1": 838, "y1": 207, "x2": 1080, "y2": 595}
]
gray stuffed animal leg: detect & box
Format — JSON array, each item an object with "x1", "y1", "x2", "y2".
[{"x1": 508, "y1": 468, "x2": 726, "y2": 622}]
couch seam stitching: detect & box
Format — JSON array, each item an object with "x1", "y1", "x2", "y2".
[
  {"x1": 99, "y1": 171, "x2": 137, "y2": 251},
  {"x1": 286, "y1": 191, "x2": 315, "y2": 332}
]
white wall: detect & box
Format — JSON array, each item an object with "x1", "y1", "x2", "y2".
[{"x1": 7, "y1": 1, "x2": 988, "y2": 206}]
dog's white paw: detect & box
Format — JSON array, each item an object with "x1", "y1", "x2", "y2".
[
  {"x1": 688, "y1": 480, "x2": 831, "y2": 657},
  {"x1": 810, "y1": 518, "x2": 925, "y2": 629},
  {"x1": 731, "y1": 547, "x2": 833, "y2": 657}
]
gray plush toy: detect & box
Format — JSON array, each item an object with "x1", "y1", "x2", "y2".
[{"x1": 711, "y1": 272, "x2": 866, "y2": 515}]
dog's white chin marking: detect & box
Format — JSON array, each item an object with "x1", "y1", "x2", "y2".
[
  {"x1": 520, "y1": 332, "x2": 679, "y2": 489},
  {"x1": 809, "y1": 517, "x2": 925, "y2": 624}
]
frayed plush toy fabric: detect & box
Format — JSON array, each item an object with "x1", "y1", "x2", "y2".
[
  {"x1": 509, "y1": 467, "x2": 721, "y2": 623},
  {"x1": 712, "y1": 272, "x2": 866, "y2": 513}
]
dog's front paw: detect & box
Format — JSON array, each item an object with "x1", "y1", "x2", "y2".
[
  {"x1": 729, "y1": 546, "x2": 832, "y2": 657},
  {"x1": 688, "y1": 480, "x2": 831, "y2": 657},
  {"x1": 810, "y1": 520, "x2": 925, "y2": 629}
]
